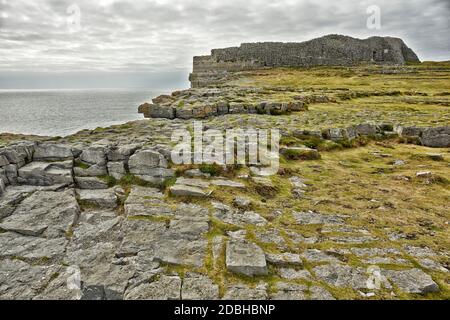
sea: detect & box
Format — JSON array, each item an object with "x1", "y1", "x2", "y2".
[{"x1": 0, "y1": 89, "x2": 167, "y2": 137}]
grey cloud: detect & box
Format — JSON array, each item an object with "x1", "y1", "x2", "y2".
[{"x1": 0, "y1": 0, "x2": 448, "y2": 88}]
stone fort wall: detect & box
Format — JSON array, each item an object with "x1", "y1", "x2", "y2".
[{"x1": 189, "y1": 35, "x2": 420, "y2": 87}]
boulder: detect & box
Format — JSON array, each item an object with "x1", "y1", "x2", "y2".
[
  {"x1": 383, "y1": 269, "x2": 439, "y2": 294},
  {"x1": 107, "y1": 144, "x2": 140, "y2": 161},
  {"x1": 0, "y1": 155, "x2": 9, "y2": 167},
  {"x1": 129, "y1": 149, "x2": 168, "y2": 174},
  {"x1": 0, "y1": 147, "x2": 25, "y2": 167},
  {"x1": 107, "y1": 161, "x2": 127, "y2": 180},
  {"x1": 395, "y1": 125, "x2": 423, "y2": 137},
  {"x1": 142, "y1": 103, "x2": 175, "y2": 119},
  {"x1": 17, "y1": 161, "x2": 73, "y2": 186},
  {"x1": 355, "y1": 123, "x2": 379, "y2": 136},
  {"x1": 225, "y1": 240, "x2": 268, "y2": 276},
  {"x1": 80, "y1": 146, "x2": 107, "y2": 165},
  {"x1": 421, "y1": 126, "x2": 450, "y2": 147},
  {"x1": 3, "y1": 164, "x2": 19, "y2": 185},
  {"x1": 33, "y1": 143, "x2": 73, "y2": 161}
]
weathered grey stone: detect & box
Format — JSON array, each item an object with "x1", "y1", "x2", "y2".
[
  {"x1": 124, "y1": 275, "x2": 181, "y2": 300},
  {"x1": 233, "y1": 197, "x2": 251, "y2": 209},
  {"x1": 212, "y1": 202, "x2": 267, "y2": 226},
  {"x1": 153, "y1": 238, "x2": 208, "y2": 268},
  {"x1": 75, "y1": 176, "x2": 108, "y2": 189},
  {"x1": 73, "y1": 164, "x2": 107, "y2": 177},
  {"x1": 117, "y1": 219, "x2": 166, "y2": 257},
  {"x1": 170, "y1": 184, "x2": 208, "y2": 197},
  {"x1": 292, "y1": 211, "x2": 346, "y2": 225},
  {"x1": 4, "y1": 164, "x2": 18, "y2": 185},
  {"x1": 0, "y1": 189, "x2": 79, "y2": 238},
  {"x1": 395, "y1": 125, "x2": 423, "y2": 137},
  {"x1": 310, "y1": 286, "x2": 336, "y2": 300},
  {"x1": 76, "y1": 189, "x2": 118, "y2": 208},
  {"x1": 141, "y1": 103, "x2": 175, "y2": 119},
  {"x1": 225, "y1": 240, "x2": 268, "y2": 276},
  {"x1": 383, "y1": 269, "x2": 439, "y2": 294},
  {"x1": 33, "y1": 143, "x2": 73, "y2": 161},
  {"x1": 211, "y1": 179, "x2": 246, "y2": 188},
  {"x1": 313, "y1": 264, "x2": 368, "y2": 290},
  {"x1": 0, "y1": 232, "x2": 68, "y2": 260},
  {"x1": 123, "y1": 186, "x2": 171, "y2": 217},
  {"x1": 181, "y1": 273, "x2": 220, "y2": 300},
  {"x1": 0, "y1": 147, "x2": 26, "y2": 167},
  {"x1": 301, "y1": 249, "x2": 341, "y2": 263},
  {"x1": 266, "y1": 253, "x2": 303, "y2": 266},
  {"x1": 129, "y1": 149, "x2": 168, "y2": 174},
  {"x1": 107, "y1": 161, "x2": 127, "y2": 180},
  {"x1": 107, "y1": 144, "x2": 140, "y2": 161},
  {"x1": 351, "y1": 247, "x2": 402, "y2": 257},
  {"x1": 168, "y1": 218, "x2": 209, "y2": 240},
  {"x1": 79, "y1": 146, "x2": 107, "y2": 165},
  {"x1": 0, "y1": 176, "x2": 6, "y2": 195},
  {"x1": 135, "y1": 168, "x2": 175, "y2": 184},
  {"x1": 0, "y1": 154, "x2": 9, "y2": 166},
  {"x1": 0, "y1": 259, "x2": 61, "y2": 299},
  {"x1": 355, "y1": 123, "x2": 379, "y2": 136},
  {"x1": 403, "y1": 245, "x2": 436, "y2": 258},
  {"x1": 270, "y1": 282, "x2": 307, "y2": 300},
  {"x1": 417, "y1": 259, "x2": 448, "y2": 273},
  {"x1": 175, "y1": 177, "x2": 210, "y2": 188},
  {"x1": 361, "y1": 257, "x2": 411, "y2": 266},
  {"x1": 34, "y1": 266, "x2": 83, "y2": 300},
  {"x1": 254, "y1": 229, "x2": 285, "y2": 246},
  {"x1": 223, "y1": 283, "x2": 268, "y2": 300},
  {"x1": 279, "y1": 268, "x2": 312, "y2": 280},
  {"x1": 18, "y1": 161, "x2": 73, "y2": 186},
  {"x1": 327, "y1": 235, "x2": 378, "y2": 244},
  {"x1": 0, "y1": 185, "x2": 34, "y2": 218},
  {"x1": 421, "y1": 126, "x2": 450, "y2": 147}
]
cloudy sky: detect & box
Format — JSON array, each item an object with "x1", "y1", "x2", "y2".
[{"x1": 0, "y1": 0, "x2": 448, "y2": 89}]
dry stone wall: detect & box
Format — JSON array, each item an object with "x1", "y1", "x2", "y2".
[{"x1": 190, "y1": 34, "x2": 420, "y2": 87}]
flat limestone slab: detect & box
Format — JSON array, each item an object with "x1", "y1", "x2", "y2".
[{"x1": 225, "y1": 240, "x2": 267, "y2": 276}]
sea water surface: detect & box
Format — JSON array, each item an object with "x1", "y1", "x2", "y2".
[{"x1": 0, "y1": 89, "x2": 166, "y2": 137}]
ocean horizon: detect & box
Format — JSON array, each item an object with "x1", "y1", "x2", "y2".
[{"x1": 0, "y1": 88, "x2": 171, "y2": 137}]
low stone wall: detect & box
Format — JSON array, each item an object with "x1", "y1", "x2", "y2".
[
  {"x1": 139, "y1": 100, "x2": 308, "y2": 120},
  {"x1": 1, "y1": 124, "x2": 448, "y2": 197},
  {"x1": 0, "y1": 142, "x2": 174, "y2": 197}
]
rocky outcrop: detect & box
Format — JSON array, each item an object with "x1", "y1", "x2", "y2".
[{"x1": 138, "y1": 87, "x2": 309, "y2": 120}]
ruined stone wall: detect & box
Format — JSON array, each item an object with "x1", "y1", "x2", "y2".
[{"x1": 190, "y1": 35, "x2": 420, "y2": 87}]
